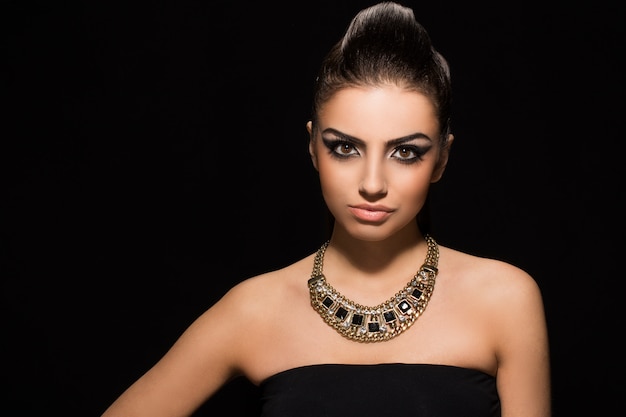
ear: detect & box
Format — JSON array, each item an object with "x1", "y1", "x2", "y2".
[
  {"x1": 307, "y1": 121, "x2": 319, "y2": 171},
  {"x1": 431, "y1": 134, "x2": 454, "y2": 183}
]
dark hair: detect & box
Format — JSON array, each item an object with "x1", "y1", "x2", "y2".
[
  {"x1": 310, "y1": 2, "x2": 452, "y2": 146},
  {"x1": 311, "y1": 2, "x2": 452, "y2": 237}
]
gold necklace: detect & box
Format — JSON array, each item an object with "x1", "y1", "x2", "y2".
[{"x1": 308, "y1": 235, "x2": 439, "y2": 343}]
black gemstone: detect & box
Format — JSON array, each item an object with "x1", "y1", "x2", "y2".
[
  {"x1": 422, "y1": 265, "x2": 437, "y2": 274},
  {"x1": 411, "y1": 288, "x2": 423, "y2": 299},
  {"x1": 383, "y1": 310, "x2": 396, "y2": 323},
  {"x1": 335, "y1": 307, "x2": 348, "y2": 320},
  {"x1": 322, "y1": 297, "x2": 334, "y2": 309},
  {"x1": 397, "y1": 300, "x2": 411, "y2": 313},
  {"x1": 368, "y1": 322, "x2": 380, "y2": 332},
  {"x1": 351, "y1": 314, "x2": 364, "y2": 326}
]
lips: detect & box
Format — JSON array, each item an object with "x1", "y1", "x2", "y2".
[{"x1": 348, "y1": 205, "x2": 394, "y2": 222}]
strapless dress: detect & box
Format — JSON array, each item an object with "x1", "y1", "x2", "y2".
[{"x1": 258, "y1": 363, "x2": 500, "y2": 416}]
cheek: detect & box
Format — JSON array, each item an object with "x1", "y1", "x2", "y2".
[
  {"x1": 391, "y1": 168, "x2": 433, "y2": 202},
  {"x1": 317, "y1": 160, "x2": 349, "y2": 198}
]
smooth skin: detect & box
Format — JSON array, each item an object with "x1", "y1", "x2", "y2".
[{"x1": 101, "y1": 85, "x2": 551, "y2": 417}]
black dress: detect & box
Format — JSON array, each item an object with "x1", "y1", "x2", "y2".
[{"x1": 259, "y1": 363, "x2": 500, "y2": 417}]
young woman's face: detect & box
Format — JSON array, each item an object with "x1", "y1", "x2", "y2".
[{"x1": 308, "y1": 85, "x2": 450, "y2": 242}]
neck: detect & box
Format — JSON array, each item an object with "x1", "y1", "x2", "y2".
[{"x1": 327, "y1": 225, "x2": 428, "y2": 273}]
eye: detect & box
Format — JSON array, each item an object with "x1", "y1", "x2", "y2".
[
  {"x1": 390, "y1": 145, "x2": 425, "y2": 163},
  {"x1": 335, "y1": 142, "x2": 358, "y2": 156},
  {"x1": 323, "y1": 139, "x2": 360, "y2": 159}
]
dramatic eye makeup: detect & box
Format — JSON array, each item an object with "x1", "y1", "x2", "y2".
[
  {"x1": 389, "y1": 144, "x2": 429, "y2": 164},
  {"x1": 322, "y1": 137, "x2": 360, "y2": 158},
  {"x1": 320, "y1": 128, "x2": 433, "y2": 164}
]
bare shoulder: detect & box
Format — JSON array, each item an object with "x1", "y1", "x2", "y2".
[
  {"x1": 438, "y1": 244, "x2": 544, "y2": 311},
  {"x1": 434, "y1": 244, "x2": 548, "y2": 363},
  {"x1": 208, "y1": 252, "x2": 316, "y2": 322},
  {"x1": 436, "y1": 246, "x2": 550, "y2": 413},
  {"x1": 174, "y1": 253, "x2": 316, "y2": 375}
]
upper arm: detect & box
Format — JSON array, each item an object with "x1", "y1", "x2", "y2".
[
  {"x1": 489, "y1": 265, "x2": 551, "y2": 417},
  {"x1": 100, "y1": 281, "x2": 255, "y2": 417}
]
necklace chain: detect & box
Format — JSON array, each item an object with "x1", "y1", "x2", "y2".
[{"x1": 308, "y1": 235, "x2": 439, "y2": 343}]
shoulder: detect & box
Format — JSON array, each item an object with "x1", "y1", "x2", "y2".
[
  {"x1": 436, "y1": 246, "x2": 550, "y2": 410},
  {"x1": 182, "y1": 252, "x2": 316, "y2": 364},
  {"x1": 437, "y1": 244, "x2": 546, "y2": 328},
  {"x1": 209, "y1": 252, "x2": 316, "y2": 323},
  {"x1": 438, "y1": 242, "x2": 547, "y2": 330},
  {"x1": 439, "y1": 244, "x2": 542, "y2": 298}
]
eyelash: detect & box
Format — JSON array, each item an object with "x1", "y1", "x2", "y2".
[{"x1": 323, "y1": 139, "x2": 427, "y2": 164}]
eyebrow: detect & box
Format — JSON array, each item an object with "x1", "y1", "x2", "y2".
[{"x1": 321, "y1": 128, "x2": 433, "y2": 147}]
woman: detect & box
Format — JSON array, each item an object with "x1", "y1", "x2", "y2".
[{"x1": 101, "y1": 2, "x2": 551, "y2": 416}]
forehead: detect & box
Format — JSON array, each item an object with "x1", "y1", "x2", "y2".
[{"x1": 317, "y1": 85, "x2": 439, "y2": 139}]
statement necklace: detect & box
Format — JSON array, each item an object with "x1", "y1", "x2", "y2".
[{"x1": 308, "y1": 235, "x2": 439, "y2": 343}]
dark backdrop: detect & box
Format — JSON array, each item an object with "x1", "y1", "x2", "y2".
[{"x1": 3, "y1": 1, "x2": 624, "y2": 416}]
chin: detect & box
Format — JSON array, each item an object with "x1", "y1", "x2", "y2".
[{"x1": 344, "y1": 224, "x2": 397, "y2": 242}]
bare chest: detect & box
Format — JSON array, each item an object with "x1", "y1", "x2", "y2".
[{"x1": 241, "y1": 281, "x2": 497, "y2": 384}]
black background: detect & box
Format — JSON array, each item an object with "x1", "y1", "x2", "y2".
[{"x1": 3, "y1": 1, "x2": 624, "y2": 416}]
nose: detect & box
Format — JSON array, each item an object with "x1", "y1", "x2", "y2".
[{"x1": 359, "y1": 157, "x2": 387, "y2": 197}]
